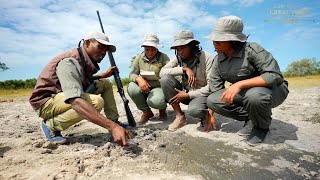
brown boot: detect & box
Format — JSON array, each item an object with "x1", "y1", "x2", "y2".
[
  {"x1": 137, "y1": 110, "x2": 154, "y2": 125},
  {"x1": 159, "y1": 109, "x2": 167, "y2": 121},
  {"x1": 168, "y1": 114, "x2": 187, "y2": 131}
]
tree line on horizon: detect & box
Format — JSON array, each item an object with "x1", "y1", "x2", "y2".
[{"x1": 0, "y1": 58, "x2": 319, "y2": 89}]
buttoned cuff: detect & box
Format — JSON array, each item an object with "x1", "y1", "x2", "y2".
[
  {"x1": 130, "y1": 74, "x2": 139, "y2": 82},
  {"x1": 188, "y1": 91, "x2": 196, "y2": 99}
]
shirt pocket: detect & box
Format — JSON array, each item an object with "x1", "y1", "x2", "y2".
[
  {"x1": 219, "y1": 71, "x2": 229, "y2": 80},
  {"x1": 237, "y1": 64, "x2": 255, "y2": 77}
]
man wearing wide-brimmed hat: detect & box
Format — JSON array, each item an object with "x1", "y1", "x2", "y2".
[
  {"x1": 206, "y1": 16, "x2": 289, "y2": 146},
  {"x1": 29, "y1": 31, "x2": 130, "y2": 145},
  {"x1": 128, "y1": 34, "x2": 170, "y2": 125},
  {"x1": 160, "y1": 30, "x2": 214, "y2": 131}
]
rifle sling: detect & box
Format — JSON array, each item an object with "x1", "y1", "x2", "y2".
[{"x1": 77, "y1": 47, "x2": 95, "y2": 83}]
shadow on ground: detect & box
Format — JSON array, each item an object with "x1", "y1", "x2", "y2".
[{"x1": 195, "y1": 113, "x2": 298, "y2": 145}]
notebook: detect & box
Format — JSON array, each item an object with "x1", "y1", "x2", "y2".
[{"x1": 140, "y1": 70, "x2": 159, "y2": 80}]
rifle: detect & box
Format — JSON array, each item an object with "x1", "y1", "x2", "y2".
[{"x1": 96, "y1": 10, "x2": 136, "y2": 127}]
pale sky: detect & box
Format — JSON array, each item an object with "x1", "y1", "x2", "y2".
[{"x1": 0, "y1": 0, "x2": 319, "y2": 81}]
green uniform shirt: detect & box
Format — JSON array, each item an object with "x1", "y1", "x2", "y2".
[
  {"x1": 56, "y1": 58, "x2": 85, "y2": 102},
  {"x1": 129, "y1": 52, "x2": 170, "y2": 87},
  {"x1": 209, "y1": 42, "x2": 285, "y2": 93}
]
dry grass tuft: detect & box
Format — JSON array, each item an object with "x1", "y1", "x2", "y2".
[
  {"x1": 286, "y1": 75, "x2": 320, "y2": 89},
  {"x1": 0, "y1": 89, "x2": 32, "y2": 98}
]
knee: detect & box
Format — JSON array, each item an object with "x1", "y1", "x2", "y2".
[
  {"x1": 147, "y1": 96, "x2": 167, "y2": 110},
  {"x1": 207, "y1": 93, "x2": 220, "y2": 109},
  {"x1": 100, "y1": 79, "x2": 113, "y2": 89},
  {"x1": 159, "y1": 74, "x2": 173, "y2": 86},
  {"x1": 90, "y1": 95, "x2": 104, "y2": 111},
  {"x1": 127, "y1": 82, "x2": 142, "y2": 97},
  {"x1": 188, "y1": 106, "x2": 205, "y2": 118},
  {"x1": 244, "y1": 92, "x2": 271, "y2": 107}
]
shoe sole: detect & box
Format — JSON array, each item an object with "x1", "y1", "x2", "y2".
[
  {"x1": 237, "y1": 132, "x2": 251, "y2": 136},
  {"x1": 246, "y1": 140, "x2": 261, "y2": 146},
  {"x1": 137, "y1": 120, "x2": 149, "y2": 125},
  {"x1": 168, "y1": 121, "x2": 187, "y2": 132}
]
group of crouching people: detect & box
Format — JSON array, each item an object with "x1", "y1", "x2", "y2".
[{"x1": 30, "y1": 16, "x2": 289, "y2": 146}]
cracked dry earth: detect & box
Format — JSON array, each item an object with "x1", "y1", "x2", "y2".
[{"x1": 0, "y1": 86, "x2": 319, "y2": 180}]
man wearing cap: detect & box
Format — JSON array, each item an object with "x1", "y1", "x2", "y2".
[
  {"x1": 128, "y1": 34, "x2": 170, "y2": 124},
  {"x1": 206, "y1": 15, "x2": 289, "y2": 145},
  {"x1": 159, "y1": 30, "x2": 214, "y2": 131},
  {"x1": 29, "y1": 32, "x2": 130, "y2": 146}
]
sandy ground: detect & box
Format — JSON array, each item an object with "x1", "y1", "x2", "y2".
[{"x1": 0, "y1": 86, "x2": 319, "y2": 180}]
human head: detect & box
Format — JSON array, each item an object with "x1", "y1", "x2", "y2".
[
  {"x1": 171, "y1": 30, "x2": 201, "y2": 61},
  {"x1": 83, "y1": 31, "x2": 116, "y2": 63},
  {"x1": 141, "y1": 34, "x2": 161, "y2": 60}
]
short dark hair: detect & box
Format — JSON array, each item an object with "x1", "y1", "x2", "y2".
[
  {"x1": 175, "y1": 40, "x2": 202, "y2": 68},
  {"x1": 231, "y1": 41, "x2": 246, "y2": 52},
  {"x1": 174, "y1": 40, "x2": 202, "y2": 60}
]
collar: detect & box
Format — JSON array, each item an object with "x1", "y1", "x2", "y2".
[{"x1": 217, "y1": 46, "x2": 244, "y2": 62}]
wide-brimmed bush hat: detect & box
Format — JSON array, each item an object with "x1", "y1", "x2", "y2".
[
  {"x1": 206, "y1": 15, "x2": 247, "y2": 42},
  {"x1": 171, "y1": 30, "x2": 199, "y2": 49},
  {"x1": 141, "y1": 34, "x2": 163, "y2": 49}
]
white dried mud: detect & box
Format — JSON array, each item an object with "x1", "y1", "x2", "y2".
[{"x1": 0, "y1": 86, "x2": 319, "y2": 179}]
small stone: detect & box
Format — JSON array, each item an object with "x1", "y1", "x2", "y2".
[
  {"x1": 42, "y1": 142, "x2": 58, "y2": 150},
  {"x1": 26, "y1": 129, "x2": 35, "y2": 133},
  {"x1": 158, "y1": 143, "x2": 166, "y2": 148},
  {"x1": 41, "y1": 149, "x2": 52, "y2": 154},
  {"x1": 33, "y1": 142, "x2": 43, "y2": 148},
  {"x1": 104, "y1": 142, "x2": 113, "y2": 149},
  {"x1": 310, "y1": 171, "x2": 317, "y2": 177},
  {"x1": 144, "y1": 134, "x2": 155, "y2": 140}
]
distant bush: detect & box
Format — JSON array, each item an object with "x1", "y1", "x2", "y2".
[
  {"x1": 0, "y1": 77, "x2": 134, "y2": 90},
  {"x1": 0, "y1": 79, "x2": 36, "y2": 89},
  {"x1": 284, "y1": 58, "x2": 320, "y2": 77},
  {"x1": 0, "y1": 61, "x2": 9, "y2": 71}
]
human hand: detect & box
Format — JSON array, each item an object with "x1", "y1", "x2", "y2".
[
  {"x1": 103, "y1": 66, "x2": 118, "y2": 78},
  {"x1": 183, "y1": 67, "x2": 196, "y2": 87},
  {"x1": 136, "y1": 76, "x2": 151, "y2": 93},
  {"x1": 169, "y1": 88, "x2": 190, "y2": 105},
  {"x1": 220, "y1": 83, "x2": 241, "y2": 105},
  {"x1": 110, "y1": 125, "x2": 131, "y2": 146},
  {"x1": 204, "y1": 109, "x2": 217, "y2": 132}
]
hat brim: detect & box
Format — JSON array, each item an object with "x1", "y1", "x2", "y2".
[
  {"x1": 96, "y1": 39, "x2": 116, "y2": 52},
  {"x1": 206, "y1": 32, "x2": 247, "y2": 42},
  {"x1": 141, "y1": 42, "x2": 163, "y2": 49},
  {"x1": 170, "y1": 39, "x2": 200, "y2": 49}
]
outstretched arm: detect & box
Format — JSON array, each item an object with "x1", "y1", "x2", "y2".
[
  {"x1": 68, "y1": 97, "x2": 131, "y2": 146},
  {"x1": 56, "y1": 58, "x2": 130, "y2": 146}
]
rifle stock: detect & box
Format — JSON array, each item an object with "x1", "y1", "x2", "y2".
[{"x1": 96, "y1": 10, "x2": 136, "y2": 127}]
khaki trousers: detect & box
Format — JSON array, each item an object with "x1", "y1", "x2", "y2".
[
  {"x1": 39, "y1": 79, "x2": 118, "y2": 131},
  {"x1": 127, "y1": 82, "x2": 167, "y2": 112}
]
